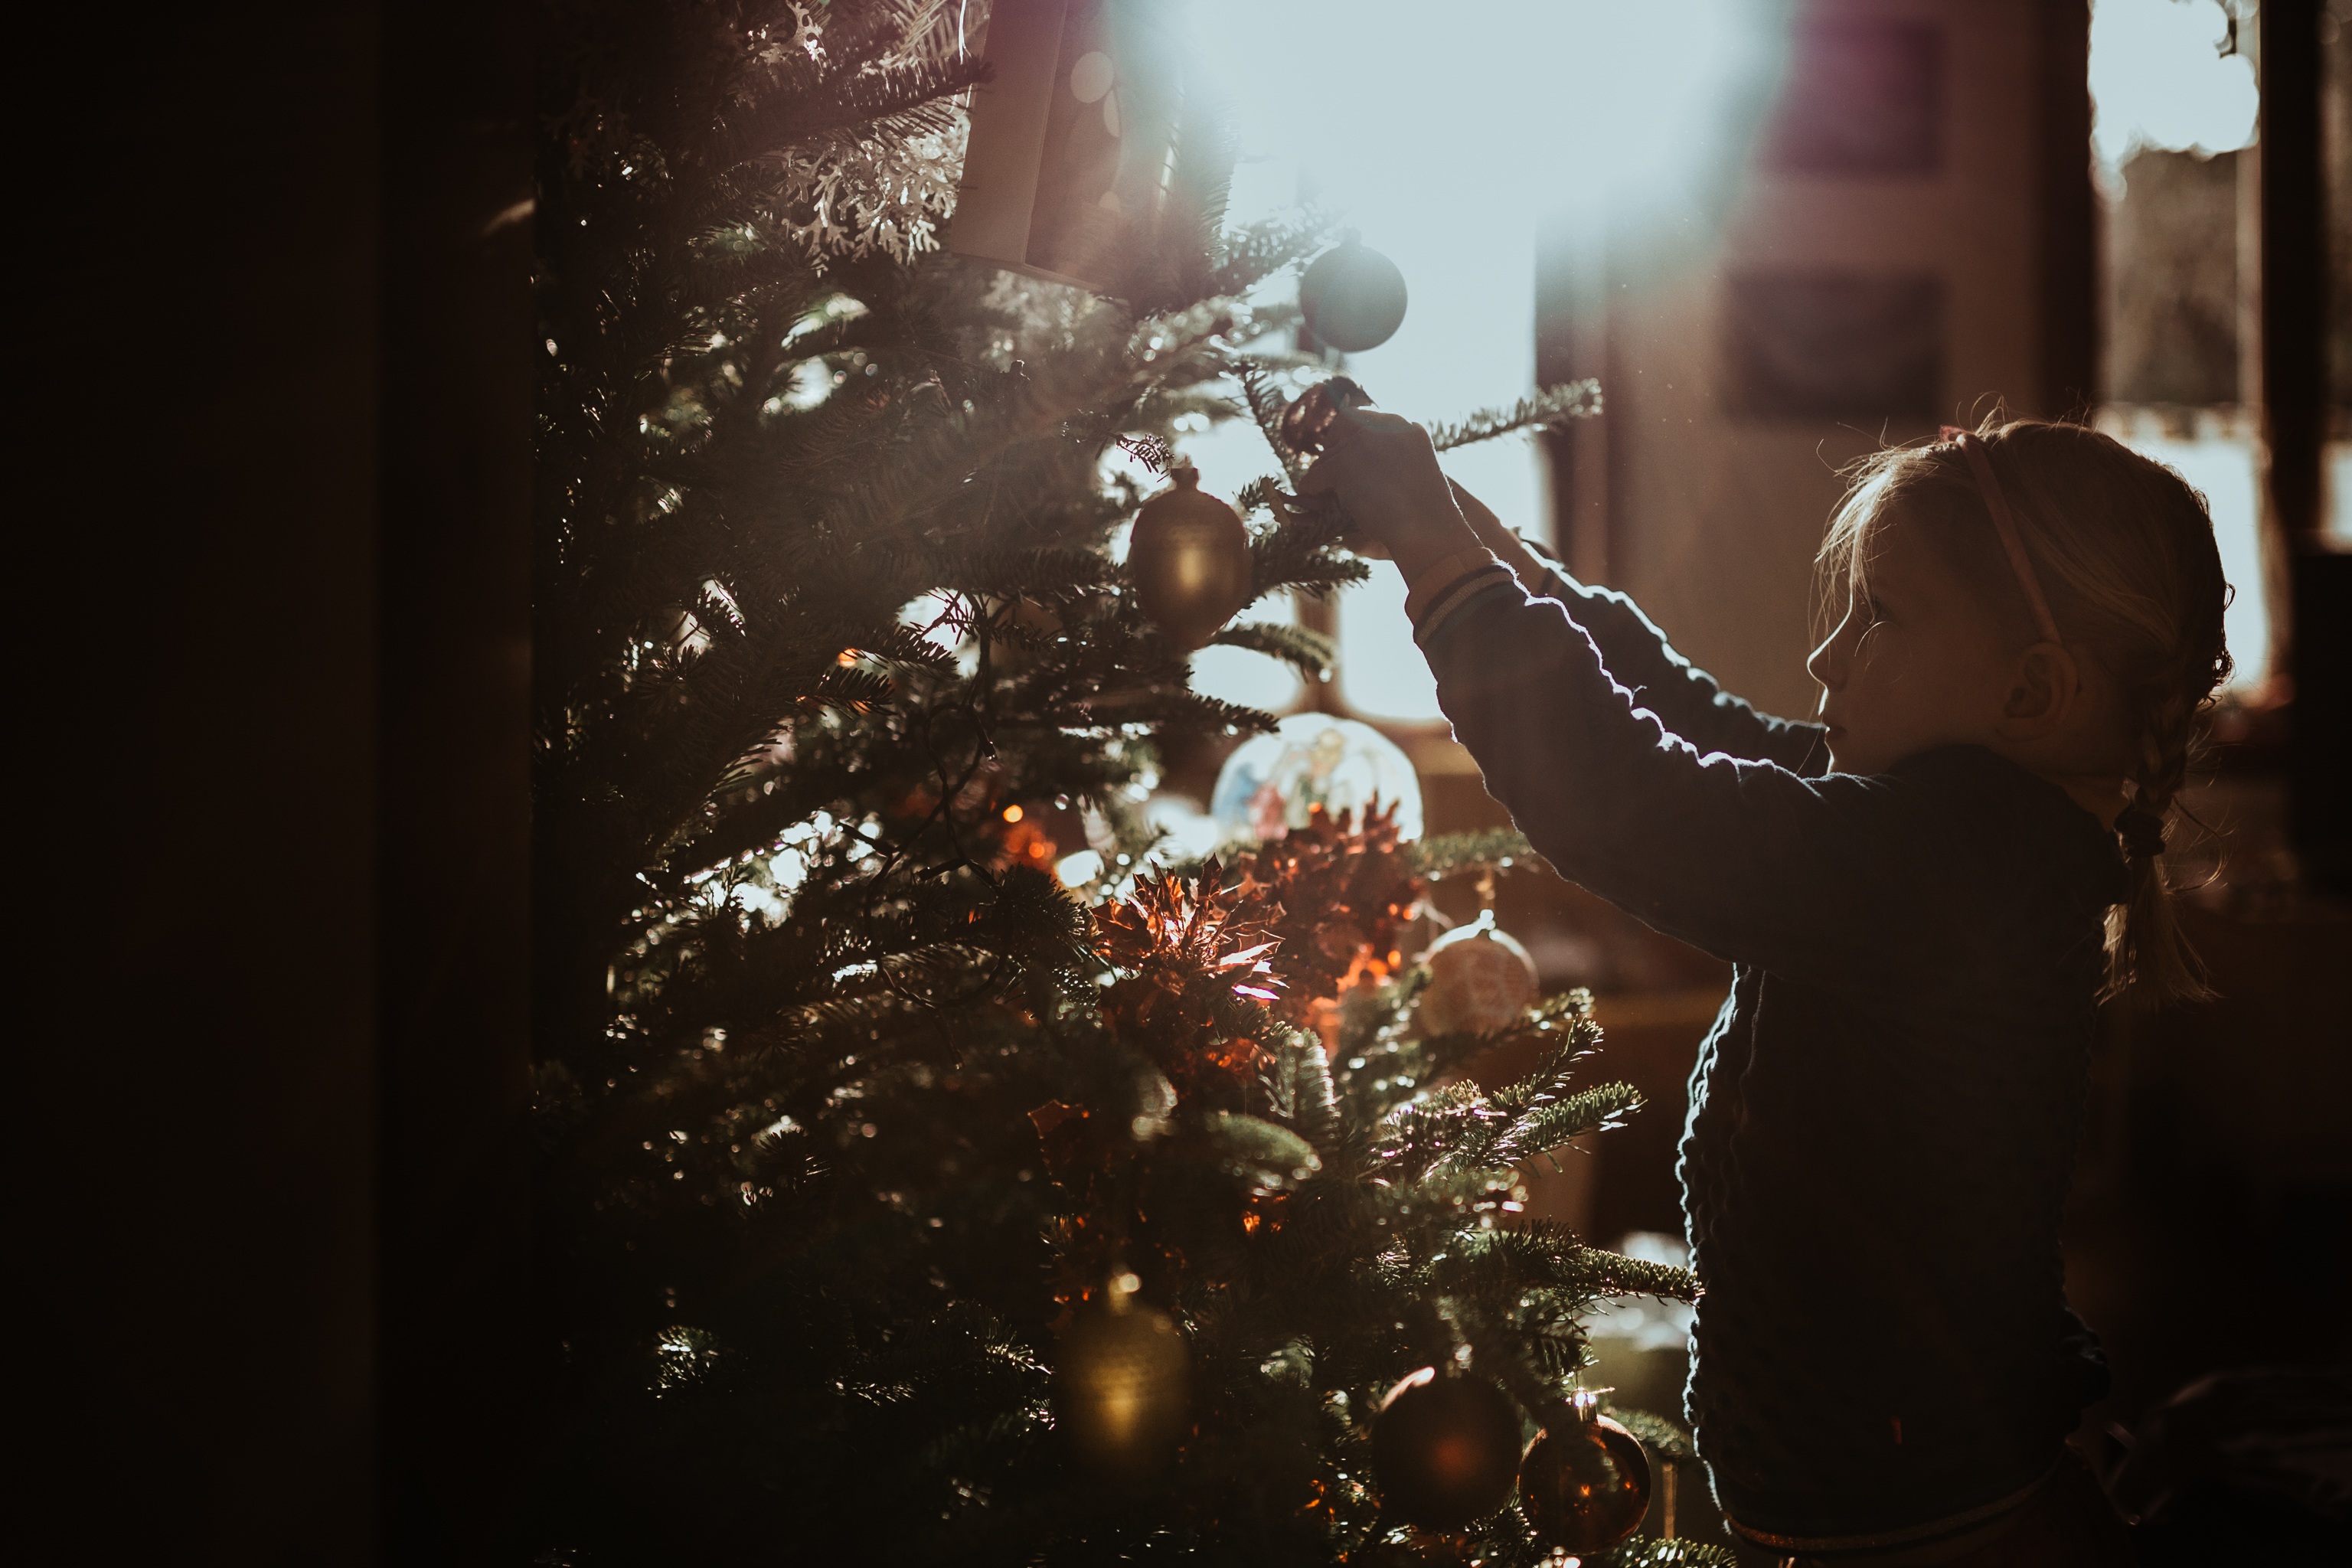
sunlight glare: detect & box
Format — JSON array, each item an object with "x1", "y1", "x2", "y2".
[
  {"x1": 1182, "y1": 0, "x2": 1772, "y2": 720},
  {"x1": 2089, "y1": 0, "x2": 2257, "y2": 176}
]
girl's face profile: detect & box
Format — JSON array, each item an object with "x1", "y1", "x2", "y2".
[{"x1": 1806, "y1": 511, "x2": 2016, "y2": 776}]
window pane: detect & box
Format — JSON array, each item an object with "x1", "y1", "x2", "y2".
[
  {"x1": 2100, "y1": 408, "x2": 2269, "y2": 691},
  {"x1": 2331, "y1": 441, "x2": 2352, "y2": 550},
  {"x1": 1336, "y1": 561, "x2": 1441, "y2": 720}
]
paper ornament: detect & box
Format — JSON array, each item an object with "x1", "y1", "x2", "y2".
[
  {"x1": 952, "y1": 0, "x2": 1226, "y2": 291},
  {"x1": 1416, "y1": 912, "x2": 1539, "y2": 1038}
]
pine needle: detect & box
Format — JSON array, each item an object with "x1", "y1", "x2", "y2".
[{"x1": 1427, "y1": 379, "x2": 1604, "y2": 451}]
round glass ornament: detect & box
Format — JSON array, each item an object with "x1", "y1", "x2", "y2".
[{"x1": 1209, "y1": 713, "x2": 1423, "y2": 846}]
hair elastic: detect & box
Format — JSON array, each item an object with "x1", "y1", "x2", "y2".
[
  {"x1": 2115, "y1": 805, "x2": 2168, "y2": 861},
  {"x1": 1941, "y1": 426, "x2": 2063, "y2": 645}
]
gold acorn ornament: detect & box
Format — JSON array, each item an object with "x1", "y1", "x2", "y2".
[
  {"x1": 1054, "y1": 1272, "x2": 1189, "y2": 1482},
  {"x1": 1416, "y1": 911, "x2": 1539, "y2": 1037},
  {"x1": 1517, "y1": 1393, "x2": 1652, "y2": 1553},
  {"x1": 1369, "y1": 1367, "x2": 1524, "y2": 1529},
  {"x1": 1126, "y1": 465, "x2": 1253, "y2": 649}
]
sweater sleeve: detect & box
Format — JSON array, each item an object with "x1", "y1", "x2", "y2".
[
  {"x1": 1527, "y1": 568, "x2": 1828, "y2": 775},
  {"x1": 1418, "y1": 580, "x2": 1945, "y2": 988}
]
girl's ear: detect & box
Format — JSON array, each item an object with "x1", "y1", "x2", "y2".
[{"x1": 2000, "y1": 642, "x2": 2081, "y2": 734}]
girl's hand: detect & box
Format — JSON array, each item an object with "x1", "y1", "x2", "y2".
[{"x1": 1295, "y1": 407, "x2": 1481, "y2": 580}]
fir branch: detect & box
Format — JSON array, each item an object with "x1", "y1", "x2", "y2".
[
  {"x1": 1405, "y1": 828, "x2": 1540, "y2": 880},
  {"x1": 1593, "y1": 1538, "x2": 1739, "y2": 1567},
  {"x1": 1486, "y1": 1094, "x2": 1618, "y2": 1169},
  {"x1": 1426, "y1": 379, "x2": 1604, "y2": 452},
  {"x1": 720, "y1": 55, "x2": 988, "y2": 173},
  {"x1": 854, "y1": 619, "x2": 961, "y2": 675},
  {"x1": 952, "y1": 547, "x2": 1122, "y2": 600},
  {"x1": 1231, "y1": 358, "x2": 1306, "y2": 482},
  {"x1": 1569, "y1": 1240, "x2": 1700, "y2": 1302},
  {"x1": 806, "y1": 661, "x2": 897, "y2": 710},
  {"x1": 1428, "y1": 1222, "x2": 1695, "y2": 1309},
  {"x1": 1484, "y1": 1008, "x2": 1605, "y2": 1116},
  {"x1": 1378, "y1": 1075, "x2": 1638, "y2": 1181},
  {"x1": 1200, "y1": 1111, "x2": 1323, "y2": 1188},
  {"x1": 1380, "y1": 1165, "x2": 1527, "y2": 1224},
  {"x1": 1482, "y1": 1080, "x2": 1644, "y2": 1170},
  {"x1": 1416, "y1": 991, "x2": 1600, "y2": 1090},
  {"x1": 1258, "y1": 1036, "x2": 1344, "y2": 1155},
  {"x1": 1233, "y1": 475, "x2": 1287, "y2": 518},
  {"x1": 1427, "y1": 1225, "x2": 1592, "y2": 1299},
  {"x1": 1248, "y1": 514, "x2": 1369, "y2": 601},
  {"x1": 1205, "y1": 619, "x2": 1335, "y2": 680},
  {"x1": 1210, "y1": 208, "x2": 1333, "y2": 299},
  {"x1": 1023, "y1": 684, "x2": 1280, "y2": 741},
  {"x1": 1602, "y1": 1405, "x2": 1695, "y2": 1459},
  {"x1": 1370, "y1": 1083, "x2": 1508, "y2": 1182}
]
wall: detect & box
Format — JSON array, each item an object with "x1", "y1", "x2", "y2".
[
  {"x1": 65, "y1": 5, "x2": 534, "y2": 1562},
  {"x1": 1546, "y1": 0, "x2": 2085, "y2": 720},
  {"x1": 84, "y1": 7, "x2": 384, "y2": 1562}
]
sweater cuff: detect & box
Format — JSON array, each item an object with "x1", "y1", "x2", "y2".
[
  {"x1": 1401, "y1": 547, "x2": 1501, "y2": 622},
  {"x1": 1409, "y1": 561, "x2": 1515, "y2": 644}
]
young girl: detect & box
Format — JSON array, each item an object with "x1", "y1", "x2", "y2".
[{"x1": 1299, "y1": 411, "x2": 2230, "y2": 1565}]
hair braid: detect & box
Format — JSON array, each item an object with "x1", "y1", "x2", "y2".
[
  {"x1": 2103, "y1": 577, "x2": 2230, "y2": 1003},
  {"x1": 2105, "y1": 680, "x2": 2194, "y2": 995},
  {"x1": 2138, "y1": 682, "x2": 2199, "y2": 815}
]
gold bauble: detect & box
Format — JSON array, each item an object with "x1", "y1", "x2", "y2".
[
  {"x1": 1416, "y1": 912, "x2": 1538, "y2": 1037},
  {"x1": 1127, "y1": 466, "x2": 1252, "y2": 649},
  {"x1": 1369, "y1": 1367, "x2": 1524, "y2": 1529},
  {"x1": 1518, "y1": 1403, "x2": 1651, "y2": 1552},
  {"x1": 1054, "y1": 1280, "x2": 1189, "y2": 1481}
]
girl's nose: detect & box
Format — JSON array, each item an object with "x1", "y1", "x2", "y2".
[{"x1": 1807, "y1": 628, "x2": 1844, "y2": 691}]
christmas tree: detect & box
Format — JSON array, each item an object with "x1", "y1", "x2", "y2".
[{"x1": 528, "y1": 3, "x2": 1714, "y2": 1561}]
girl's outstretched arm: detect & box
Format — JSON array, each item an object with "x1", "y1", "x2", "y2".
[
  {"x1": 1297, "y1": 407, "x2": 2084, "y2": 995},
  {"x1": 1413, "y1": 576, "x2": 1965, "y2": 988},
  {"x1": 1532, "y1": 578, "x2": 1828, "y2": 773},
  {"x1": 1444, "y1": 480, "x2": 1825, "y2": 773}
]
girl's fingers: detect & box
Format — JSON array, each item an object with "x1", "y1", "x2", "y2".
[
  {"x1": 1330, "y1": 405, "x2": 1413, "y2": 443},
  {"x1": 1298, "y1": 407, "x2": 1417, "y2": 494},
  {"x1": 1298, "y1": 433, "x2": 1367, "y2": 494}
]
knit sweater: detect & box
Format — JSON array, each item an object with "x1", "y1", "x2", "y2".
[{"x1": 1413, "y1": 566, "x2": 2122, "y2": 1537}]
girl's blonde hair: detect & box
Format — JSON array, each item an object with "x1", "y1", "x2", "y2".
[{"x1": 1817, "y1": 416, "x2": 2233, "y2": 1004}]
